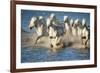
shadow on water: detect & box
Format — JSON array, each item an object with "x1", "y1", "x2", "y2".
[{"x1": 21, "y1": 47, "x2": 90, "y2": 63}]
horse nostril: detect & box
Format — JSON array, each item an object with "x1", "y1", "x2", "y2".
[{"x1": 30, "y1": 27, "x2": 32, "y2": 30}]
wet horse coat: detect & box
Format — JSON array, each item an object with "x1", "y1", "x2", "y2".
[{"x1": 29, "y1": 16, "x2": 47, "y2": 44}]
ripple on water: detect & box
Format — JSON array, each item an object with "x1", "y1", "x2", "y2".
[{"x1": 21, "y1": 47, "x2": 90, "y2": 63}]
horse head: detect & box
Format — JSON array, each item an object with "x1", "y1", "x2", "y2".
[
  {"x1": 70, "y1": 18, "x2": 74, "y2": 27},
  {"x1": 64, "y1": 16, "x2": 70, "y2": 23},
  {"x1": 28, "y1": 16, "x2": 37, "y2": 30},
  {"x1": 82, "y1": 18, "x2": 86, "y2": 27}
]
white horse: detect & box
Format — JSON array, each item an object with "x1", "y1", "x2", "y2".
[
  {"x1": 47, "y1": 14, "x2": 64, "y2": 49},
  {"x1": 29, "y1": 16, "x2": 37, "y2": 29},
  {"x1": 70, "y1": 18, "x2": 74, "y2": 27},
  {"x1": 64, "y1": 16, "x2": 71, "y2": 35},
  {"x1": 75, "y1": 19, "x2": 83, "y2": 37},
  {"x1": 47, "y1": 13, "x2": 60, "y2": 28},
  {"x1": 81, "y1": 19, "x2": 89, "y2": 48},
  {"x1": 71, "y1": 19, "x2": 79, "y2": 36},
  {"x1": 29, "y1": 16, "x2": 47, "y2": 44},
  {"x1": 47, "y1": 13, "x2": 65, "y2": 37},
  {"x1": 48, "y1": 26, "x2": 57, "y2": 47},
  {"x1": 48, "y1": 26, "x2": 64, "y2": 51},
  {"x1": 69, "y1": 18, "x2": 74, "y2": 35}
]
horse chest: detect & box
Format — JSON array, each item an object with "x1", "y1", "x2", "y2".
[
  {"x1": 36, "y1": 26, "x2": 43, "y2": 36},
  {"x1": 65, "y1": 23, "x2": 70, "y2": 30}
]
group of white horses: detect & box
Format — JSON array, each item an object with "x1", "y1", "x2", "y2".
[{"x1": 28, "y1": 13, "x2": 89, "y2": 50}]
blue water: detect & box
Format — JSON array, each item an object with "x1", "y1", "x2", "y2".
[{"x1": 21, "y1": 47, "x2": 90, "y2": 63}]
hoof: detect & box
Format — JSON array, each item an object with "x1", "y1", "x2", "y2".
[
  {"x1": 50, "y1": 44, "x2": 53, "y2": 48},
  {"x1": 82, "y1": 45, "x2": 87, "y2": 49}
]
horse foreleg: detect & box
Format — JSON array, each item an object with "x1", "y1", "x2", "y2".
[
  {"x1": 85, "y1": 38, "x2": 88, "y2": 48},
  {"x1": 82, "y1": 38, "x2": 88, "y2": 49},
  {"x1": 35, "y1": 35, "x2": 43, "y2": 44},
  {"x1": 81, "y1": 38, "x2": 85, "y2": 49}
]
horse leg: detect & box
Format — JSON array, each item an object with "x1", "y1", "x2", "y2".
[
  {"x1": 85, "y1": 38, "x2": 88, "y2": 48},
  {"x1": 49, "y1": 37, "x2": 54, "y2": 48},
  {"x1": 81, "y1": 38, "x2": 83, "y2": 45},
  {"x1": 82, "y1": 38, "x2": 88, "y2": 49},
  {"x1": 35, "y1": 35, "x2": 43, "y2": 44},
  {"x1": 50, "y1": 44, "x2": 53, "y2": 48},
  {"x1": 81, "y1": 37, "x2": 85, "y2": 48}
]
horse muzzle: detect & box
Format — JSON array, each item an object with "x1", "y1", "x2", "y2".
[{"x1": 29, "y1": 27, "x2": 33, "y2": 30}]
